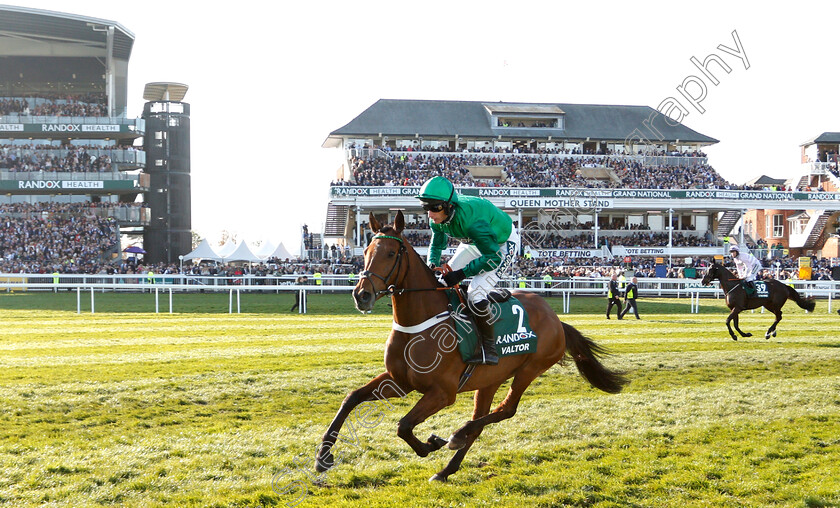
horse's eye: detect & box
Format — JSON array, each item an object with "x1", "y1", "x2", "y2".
[{"x1": 388, "y1": 251, "x2": 396, "y2": 258}]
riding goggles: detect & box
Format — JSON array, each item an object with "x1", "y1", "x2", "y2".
[{"x1": 422, "y1": 202, "x2": 445, "y2": 212}]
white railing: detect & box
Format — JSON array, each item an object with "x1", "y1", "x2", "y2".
[
  {"x1": 0, "y1": 206, "x2": 150, "y2": 224},
  {"x1": 0, "y1": 114, "x2": 135, "y2": 124},
  {"x1": 802, "y1": 162, "x2": 840, "y2": 190},
  {"x1": 347, "y1": 148, "x2": 392, "y2": 160},
  {"x1": 0, "y1": 170, "x2": 139, "y2": 181},
  {"x1": 1, "y1": 274, "x2": 837, "y2": 314},
  {"x1": 641, "y1": 155, "x2": 709, "y2": 167},
  {"x1": 804, "y1": 162, "x2": 834, "y2": 175}
]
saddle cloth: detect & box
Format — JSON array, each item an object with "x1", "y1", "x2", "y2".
[
  {"x1": 753, "y1": 281, "x2": 769, "y2": 298},
  {"x1": 446, "y1": 289, "x2": 538, "y2": 362}
]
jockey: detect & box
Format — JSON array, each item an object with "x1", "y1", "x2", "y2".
[
  {"x1": 417, "y1": 176, "x2": 520, "y2": 366},
  {"x1": 729, "y1": 244, "x2": 761, "y2": 295}
]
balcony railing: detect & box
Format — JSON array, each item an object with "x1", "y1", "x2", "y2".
[
  {"x1": 0, "y1": 206, "x2": 150, "y2": 225},
  {"x1": 0, "y1": 170, "x2": 140, "y2": 181},
  {"x1": 347, "y1": 149, "x2": 709, "y2": 167},
  {"x1": 803, "y1": 162, "x2": 835, "y2": 175},
  {"x1": 0, "y1": 113, "x2": 135, "y2": 124},
  {"x1": 0, "y1": 148, "x2": 144, "y2": 166},
  {"x1": 0, "y1": 114, "x2": 145, "y2": 135}
]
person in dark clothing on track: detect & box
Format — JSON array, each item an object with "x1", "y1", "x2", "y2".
[
  {"x1": 606, "y1": 273, "x2": 623, "y2": 319},
  {"x1": 619, "y1": 276, "x2": 641, "y2": 320}
]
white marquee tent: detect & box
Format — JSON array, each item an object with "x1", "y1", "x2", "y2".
[
  {"x1": 216, "y1": 241, "x2": 238, "y2": 259},
  {"x1": 254, "y1": 241, "x2": 276, "y2": 260},
  {"x1": 264, "y1": 242, "x2": 294, "y2": 260},
  {"x1": 223, "y1": 240, "x2": 262, "y2": 263},
  {"x1": 182, "y1": 238, "x2": 223, "y2": 261}
]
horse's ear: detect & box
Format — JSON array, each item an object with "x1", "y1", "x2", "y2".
[
  {"x1": 394, "y1": 210, "x2": 405, "y2": 234},
  {"x1": 369, "y1": 212, "x2": 381, "y2": 233}
]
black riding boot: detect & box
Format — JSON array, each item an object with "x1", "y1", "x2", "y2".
[{"x1": 466, "y1": 299, "x2": 499, "y2": 366}]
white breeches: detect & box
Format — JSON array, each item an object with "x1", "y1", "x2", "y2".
[{"x1": 447, "y1": 229, "x2": 520, "y2": 303}]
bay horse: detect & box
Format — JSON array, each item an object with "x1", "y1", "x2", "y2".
[
  {"x1": 316, "y1": 211, "x2": 627, "y2": 482},
  {"x1": 701, "y1": 262, "x2": 815, "y2": 341}
]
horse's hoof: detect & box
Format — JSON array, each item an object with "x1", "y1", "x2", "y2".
[
  {"x1": 428, "y1": 434, "x2": 448, "y2": 451},
  {"x1": 429, "y1": 473, "x2": 448, "y2": 483},
  {"x1": 772, "y1": 331, "x2": 777, "y2": 337},
  {"x1": 315, "y1": 451, "x2": 334, "y2": 472},
  {"x1": 743, "y1": 333, "x2": 753, "y2": 337},
  {"x1": 447, "y1": 434, "x2": 466, "y2": 450}
]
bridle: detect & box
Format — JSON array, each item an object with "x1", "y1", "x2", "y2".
[
  {"x1": 358, "y1": 233, "x2": 449, "y2": 297},
  {"x1": 359, "y1": 234, "x2": 407, "y2": 297}
]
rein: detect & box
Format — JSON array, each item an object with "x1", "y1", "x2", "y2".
[
  {"x1": 709, "y1": 265, "x2": 748, "y2": 296},
  {"x1": 362, "y1": 228, "x2": 474, "y2": 389}
]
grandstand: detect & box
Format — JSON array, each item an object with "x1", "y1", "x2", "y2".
[
  {"x1": 0, "y1": 5, "x2": 190, "y2": 272},
  {"x1": 321, "y1": 99, "x2": 840, "y2": 269}
]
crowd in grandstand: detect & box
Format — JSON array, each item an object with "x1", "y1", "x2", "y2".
[
  {"x1": 828, "y1": 163, "x2": 840, "y2": 181},
  {"x1": 0, "y1": 145, "x2": 114, "y2": 172},
  {"x1": 171, "y1": 251, "x2": 833, "y2": 283},
  {"x1": 364, "y1": 142, "x2": 707, "y2": 158},
  {"x1": 520, "y1": 231, "x2": 716, "y2": 250},
  {"x1": 0, "y1": 202, "x2": 119, "y2": 274},
  {"x1": 0, "y1": 94, "x2": 108, "y2": 117},
  {"x1": 2, "y1": 237, "x2": 836, "y2": 283},
  {"x1": 339, "y1": 152, "x2": 764, "y2": 191}
]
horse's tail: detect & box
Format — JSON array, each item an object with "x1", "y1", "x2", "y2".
[
  {"x1": 786, "y1": 284, "x2": 816, "y2": 312},
  {"x1": 561, "y1": 322, "x2": 628, "y2": 394}
]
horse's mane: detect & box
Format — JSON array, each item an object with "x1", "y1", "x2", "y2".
[{"x1": 714, "y1": 261, "x2": 734, "y2": 274}]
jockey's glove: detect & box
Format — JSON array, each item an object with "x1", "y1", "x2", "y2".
[{"x1": 439, "y1": 269, "x2": 466, "y2": 287}]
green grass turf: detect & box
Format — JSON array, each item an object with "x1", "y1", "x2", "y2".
[{"x1": 0, "y1": 292, "x2": 838, "y2": 507}]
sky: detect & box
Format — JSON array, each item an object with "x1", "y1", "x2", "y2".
[{"x1": 10, "y1": 1, "x2": 840, "y2": 254}]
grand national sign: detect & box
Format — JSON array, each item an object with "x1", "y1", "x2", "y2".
[
  {"x1": 330, "y1": 185, "x2": 840, "y2": 203},
  {"x1": 331, "y1": 186, "x2": 420, "y2": 196}
]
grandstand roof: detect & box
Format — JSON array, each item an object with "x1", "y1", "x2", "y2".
[
  {"x1": 747, "y1": 175, "x2": 787, "y2": 186},
  {"x1": 801, "y1": 132, "x2": 840, "y2": 146},
  {"x1": 0, "y1": 5, "x2": 134, "y2": 60},
  {"x1": 324, "y1": 99, "x2": 719, "y2": 148}
]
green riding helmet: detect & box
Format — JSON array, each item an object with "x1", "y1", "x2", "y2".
[{"x1": 417, "y1": 176, "x2": 458, "y2": 204}]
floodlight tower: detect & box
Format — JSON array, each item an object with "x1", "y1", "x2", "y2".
[{"x1": 142, "y1": 82, "x2": 191, "y2": 265}]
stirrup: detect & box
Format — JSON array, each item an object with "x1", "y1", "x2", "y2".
[
  {"x1": 466, "y1": 347, "x2": 499, "y2": 365},
  {"x1": 466, "y1": 335, "x2": 499, "y2": 365}
]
